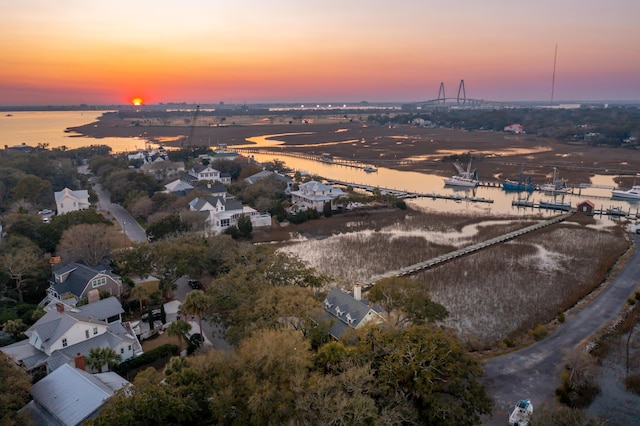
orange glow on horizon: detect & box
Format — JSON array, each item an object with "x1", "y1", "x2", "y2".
[{"x1": 131, "y1": 97, "x2": 143, "y2": 106}]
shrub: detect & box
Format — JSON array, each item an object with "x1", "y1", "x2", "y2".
[
  {"x1": 530, "y1": 324, "x2": 548, "y2": 341},
  {"x1": 625, "y1": 374, "x2": 640, "y2": 394},
  {"x1": 557, "y1": 312, "x2": 566, "y2": 323},
  {"x1": 628, "y1": 297, "x2": 636, "y2": 306},
  {"x1": 114, "y1": 343, "x2": 178, "y2": 378}
]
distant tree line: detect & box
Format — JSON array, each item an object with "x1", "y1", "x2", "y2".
[{"x1": 368, "y1": 106, "x2": 640, "y2": 147}]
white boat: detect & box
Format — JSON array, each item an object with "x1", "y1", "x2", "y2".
[
  {"x1": 363, "y1": 165, "x2": 378, "y2": 173},
  {"x1": 508, "y1": 399, "x2": 533, "y2": 426},
  {"x1": 444, "y1": 160, "x2": 479, "y2": 187},
  {"x1": 611, "y1": 185, "x2": 640, "y2": 200},
  {"x1": 540, "y1": 167, "x2": 568, "y2": 193}
]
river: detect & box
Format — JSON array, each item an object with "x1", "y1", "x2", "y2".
[{"x1": 2, "y1": 112, "x2": 638, "y2": 221}]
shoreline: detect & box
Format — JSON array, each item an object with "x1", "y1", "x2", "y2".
[{"x1": 69, "y1": 114, "x2": 640, "y2": 186}]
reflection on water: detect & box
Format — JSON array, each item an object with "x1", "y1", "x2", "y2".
[
  {"x1": 248, "y1": 151, "x2": 640, "y2": 223},
  {"x1": 0, "y1": 111, "x2": 148, "y2": 153}
]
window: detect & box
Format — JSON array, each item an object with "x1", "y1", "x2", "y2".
[
  {"x1": 62, "y1": 338, "x2": 67, "y2": 347},
  {"x1": 91, "y1": 277, "x2": 107, "y2": 288},
  {"x1": 128, "y1": 345, "x2": 132, "y2": 351},
  {"x1": 120, "y1": 348, "x2": 124, "y2": 354},
  {"x1": 93, "y1": 327, "x2": 98, "y2": 335},
  {"x1": 85, "y1": 330, "x2": 90, "y2": 339}
]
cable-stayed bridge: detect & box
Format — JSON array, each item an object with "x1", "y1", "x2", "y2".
[{"x1": 418, "y1": 80, "x2": 505, "y2": 107}]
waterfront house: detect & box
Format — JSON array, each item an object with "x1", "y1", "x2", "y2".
[
  {"x1": 290, "y1": 180, "x2": 345, "y2": 212},
  {"x1": 321, "y1": 285, "x2": 385, "y2": 340},
  {"x1": 189, "y1": 195, "x2": 271, "y2": 235},
  {"x1": 183, "y1": 164, "x2": 231, "y2": 185}
]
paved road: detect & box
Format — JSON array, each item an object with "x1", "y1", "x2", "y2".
[
  {"x1": 481, "y1": 234, "x2": 640, "y2": 424},
  {"x1": 90, "y1": 177, "x2": 148, "y2": 243}
]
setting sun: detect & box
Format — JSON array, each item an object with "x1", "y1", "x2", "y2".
[{"x1": 131, "y1": 97, "x2": 143, "y2": 106}]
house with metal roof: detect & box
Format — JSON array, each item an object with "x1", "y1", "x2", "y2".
[
  {"x1": 189, "y1": 195, "x2": 271, "y2": 235},
  {"x1": 45, "y1": 263, "x2": 123, "y2": 305},
  {"x1": 183, "y1": 164, "x2": 231, "y2": 185},
  {"x1": 321, "y1": 285, "x2": 385, "y2": 340},
  {"x1": 290, "y1": 180, "x2": 345, "y2": 212},
  {"x1": 18, "y1": 362, "x2": 130, "y2": 426},
  {"x1": 54, "y1": 188, "x2": 90, "y2": 215},
  {"x1": 1, "y1": 298, "x2": 141, "y2": 377}
]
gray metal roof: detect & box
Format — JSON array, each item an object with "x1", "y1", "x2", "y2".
[
  {"x1": 77, "y1": 297, "x2": 124, "y2": 321},
  {"x1": 30, "y1": 363, "x2": 128, "y2": 426},
  {"x1": 54, "y1": 188, "x2": 89, "y2": 203},
  {"x1": 323, "y1": 288, "x2": 371, "y2": 329},
  {"x1": 51, "y1": 263, "x2": 118, "y2": 298}
]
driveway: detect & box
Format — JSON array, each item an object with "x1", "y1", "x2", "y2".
[{"x1": 481, "y1": 235, "x2": 640, "y2": 424}]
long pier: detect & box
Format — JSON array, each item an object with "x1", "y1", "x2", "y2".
[{"x1": 360, "y1": 212, "x2": 574, "y2": 290}]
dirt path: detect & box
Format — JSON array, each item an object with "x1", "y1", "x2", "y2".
[{"x1": 481, "y1": 234, "x2": 640, "y2": 424}]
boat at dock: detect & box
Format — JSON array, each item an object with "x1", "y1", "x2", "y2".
[
  {"x1": 363, "y1": 165, "x2": 378, "y2": 173},
  {"x1": 503, "y1": 165, "x2": 536, "y2": 192},
  {"x1": 611, "y1": 185, "x2": 640, "y2": 200},
  {"x1": 540, "y1": 167, "x2": 568, "y2": 193},
  {"x1": 539, "y1": 200, "x2": 571, "y2": 211},
  {"x1": 444, "y1": 160, "x2": 479, "y2": 187},
  {"x1": 512, "y1": 199, "x2": 534, "y2": 207}
]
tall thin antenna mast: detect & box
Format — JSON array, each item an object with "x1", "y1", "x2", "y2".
[{"x1": 550, "y1": 44, "x2": 558, "y2": 106}]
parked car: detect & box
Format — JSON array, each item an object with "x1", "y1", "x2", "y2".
[
  {"x1": 38, "y1": 209, "x2": 52, "y2": 215},
  {"x1": 188, "y1": 280, "x2": 203, "y2": 289},
  {"x1": 141, "y1": 309, "x2": 162, "y2": 321}
]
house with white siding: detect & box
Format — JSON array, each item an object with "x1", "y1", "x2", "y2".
[
  {"x1": 189, "y1": 195, "x2": 271, "y2": 235},
  {"x1": 290, "y1": 180, "x2": 345, "y2": 211},
  {"x1": 1, "y1": 297, "x2": 142, "y2": 377},
  {"x1": 54, "y1": 188, "x2": 90, "y2": 215}
]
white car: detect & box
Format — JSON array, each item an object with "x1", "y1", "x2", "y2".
[{"x1": 509, "y1": 399, "x2": 533, "y2": 426}]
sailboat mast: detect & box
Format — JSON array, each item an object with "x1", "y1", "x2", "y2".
[{"x1": 550, "y1": 44, "x2": 558, "y2": 106}]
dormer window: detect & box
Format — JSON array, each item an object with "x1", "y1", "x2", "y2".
[{"x1": 62, "y1": 338, "x2": 67, "y2": 347}]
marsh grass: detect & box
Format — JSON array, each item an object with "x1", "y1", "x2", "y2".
[{"x1": 280, "y1": 208, "x2": 629, "y2": 349}]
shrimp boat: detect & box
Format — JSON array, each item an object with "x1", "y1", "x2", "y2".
[
  {"x1": 508, "y1": 399, "x2": 533, "y2": 426},
  {"x1": 444, "y1": 160, "x2": 479, "y2": 187},
  {"x1": 540, "y1": 167, "x2": 568, "y2": 193},
  {"x1": 503, "y1": 165, "x2": 535, "y2": 192}
]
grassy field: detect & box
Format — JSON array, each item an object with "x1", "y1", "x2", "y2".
[{"x1": 277, "y1": 207, "x2": 630, "y2": 350}]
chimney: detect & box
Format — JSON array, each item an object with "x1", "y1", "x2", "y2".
[
  {"x1": 87, "y1": 289, "x2": 100, "y2": 304},
  {"x1": 74, "y1": 353, "x2": 86, "y2": 371},
  {"x1": 353, "y1": 284, "x2": 362, "y2": 301},
  {"x1": 55, "y1": 302, "x2": 65, "y2": 313}
]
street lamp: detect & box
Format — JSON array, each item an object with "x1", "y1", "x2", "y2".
[{"x1": 123, "y1": 221, "x2": 127, "y2": 247}]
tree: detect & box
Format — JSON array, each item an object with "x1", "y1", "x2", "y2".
[
  {"x1": 2, "y1": 319, "x2": 27, "y2": 339},
  {"x1": 0, "y1": 236, "x2": 46, "y2": 303},
  {"x1": 181, "y1": 290, "x2": 209, "y2": 337},
  {"x1": 167, "y1": 319, "x2": 192, "y2": 352},
  {"x1": 88, "y1": 367, "x2": 199, "y2": 425},
  {"x1": 129, "y1": 285, "x2": 150, "y2": 311},
  {"x1": 57, "y1": 223, "x2": 111, "y2": 266},
  {"x1": 368, "y1": 277, "x2": 448, "y2": 326},
  {"x1": 237, "y1": 213, "x2": 253, "y2": 239},
  {"x1": 323, "y1": 201, "x2": 332, "y2": 217},
  {"x1": 86, "y1": 347, "x2": 122, "y2": 373},
  {"x1": 353, "y1": 324, "x2": 492, "y2": 425},
  {"x1": 0, "y1": 353, "x2": 31, "y2": 426}
]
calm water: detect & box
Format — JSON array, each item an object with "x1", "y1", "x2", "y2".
[
  {"x1": 0, "y1": 111, "x2": 146, "y2": 153},
  {"x1": 2, "y1": 113, "x2": 638, "y2": 221}
]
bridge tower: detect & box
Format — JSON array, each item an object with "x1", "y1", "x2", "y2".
[
  {"x1": 437, "y1": 82, "x2": 446, "y2": 104},
  {"x1": 456, "y1": 79, "x2": 466, "y2": 105}
]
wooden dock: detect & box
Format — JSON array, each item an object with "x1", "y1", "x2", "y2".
[{"x1": 361, "y1": 212, "x2": 574, "y2": 290}]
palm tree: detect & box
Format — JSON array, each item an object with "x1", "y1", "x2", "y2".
[
  {"x1": 166, "y1": 319, "x2": 192, "y2": 352},
  {"x1": 181, "y1": 290, "x2": 209, "y2": 337},
  {"x1": 129, "y1": 285, "x2": 150, "y2": 312},
  {"x1": 86, "y1": 347, "x2": 122, "y2": 373}
]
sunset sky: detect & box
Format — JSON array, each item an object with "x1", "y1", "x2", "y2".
[{"x1": 1, "y1": 0, "x2": 639, "y2": 106}]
